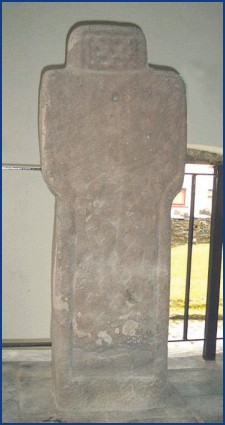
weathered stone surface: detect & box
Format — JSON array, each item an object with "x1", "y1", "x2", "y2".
[{"x1": 39, "y1": 22, "x2": 186, "y2": 416}]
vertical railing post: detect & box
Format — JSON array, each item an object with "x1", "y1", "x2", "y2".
[
  {"x1": 183, "y1": 174, "x2": 196, "y2": 340},
  {"x1": 203, "y1": 165, "x2": 223, "y2": 360}
]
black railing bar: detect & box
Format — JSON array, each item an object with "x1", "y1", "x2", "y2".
[
  {"x1": 2, "y1": 337, "x2": 223, "y2": 348},
  {"x1": 168, "y1": 337, "x2": 223, "y2": 343},
  {"x1": 184, "y1": 172, "x2": 215, "y2": 176},
  {"x1": 183, "y1": 174, "x2": 196, "y2": 340},
  {"x1": 203, "y1": 165, "x2": 223, "y2": 360},
  {"x1": 2, "y1": 342, "x2": 52, "y2": 348},
  {"x1": 2, "y1": 164, "x2": 41, "y2": 171},
  {"x1": 2, "y1": 165, "x2": 215, "y2": 177}
]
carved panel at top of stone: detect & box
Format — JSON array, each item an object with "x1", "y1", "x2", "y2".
[
  {"x1": 39, "y1": 22, "x2": 186, "y2": 419},
  {"x1": 67, "y1": 23, "x2": 147, "y2": 70}
]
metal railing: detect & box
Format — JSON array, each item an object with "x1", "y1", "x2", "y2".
[
  {"x1": 2, "y1": 163, "x2": 223, "y2": 359},
  {"x1": 168, "y1": 165, "x2": 223, "y2": 360},
  {"x1": 203, "y1": 165, "x2": 223, "y2": 359}
]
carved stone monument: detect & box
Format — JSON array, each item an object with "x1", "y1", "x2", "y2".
[{"x1": 39, "y1": 22, "x2": 186, "y2": 419}]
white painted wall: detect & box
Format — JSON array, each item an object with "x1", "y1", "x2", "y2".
[{"x1": 3, "y1": 2, "x2": 222, "y2": 339}]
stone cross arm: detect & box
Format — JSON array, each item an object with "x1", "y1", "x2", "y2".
[{"x1": 39, "y1": 22, "x2": 186, "y2": 418}]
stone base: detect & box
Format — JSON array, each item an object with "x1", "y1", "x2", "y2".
[
  {"x1": 3, "y1": 358, "x2": 222, "y2": 423},
  {"x1": 56, "y1": 406, "x2": 193, "y2": 424},
  {"x1": 54, "y1": 376, "x2": 166, "y2": 415},
  {"x1": 52, "y1": 344, "x2": 167, "y2": 413}
]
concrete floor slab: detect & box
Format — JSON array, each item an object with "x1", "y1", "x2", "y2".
[
  {"x1": 2, "y1": 362, "x2": 20, "y2": 423},
  {"x1": 186, "y1": 395, "x2": 223, "y2": 423},
  {"x1": 2, "y1": 352, "x2": 223, "y2": 423},
  {"x1": 19, "y1": 362, "x2": 55, "y2": 416},
  {"x1": 168, "y1": 367, "x2": 223, "y2": 397}
]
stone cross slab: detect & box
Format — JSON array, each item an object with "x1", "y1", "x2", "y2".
[{"x1": 39, "y1": 22, "x2": 186, "y2": 417}]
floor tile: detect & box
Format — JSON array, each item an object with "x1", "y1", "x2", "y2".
[
  {"x1": 2, "y1": 399, "x2": 20, "y2": 424},
  {"x1": 168, "y1": 367, "x2": 223, "y2": 397},
  {"x1": 168, "y1": 355, "x2": 204, "y2": 370},
  {"x1": 2, "y1": 362, "x2": 20, "y2": 423},
  {"x1": 186, "y1": 395, "x2": 223, "y2": 423},
  {"x1": 18, "y1": 362, "x2": 55, "y2": 416},
  {"x1": 2, "y1": 357, "x2": 223, "y2": 423}
]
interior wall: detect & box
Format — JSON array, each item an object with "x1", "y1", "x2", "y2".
[{"x1": 3, "y1": 2, "x2": 222, "y2": 339}]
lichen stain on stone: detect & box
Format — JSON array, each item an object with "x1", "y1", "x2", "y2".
[
  {"x1": 72, "y1": 319, "x2": 91, "y2": 339},
  {"x1": 122, "y1": 320, "x2": 139, "y2": 336},
  {"x1": 55, "y1": 295, "x2": 69, "y2": 312},
  {"x1": 95, "y1": 331, "x2": 112, "y2": 346},
  {"x1": 119, "y1": 312, "x2": 132, "y2": 320}
]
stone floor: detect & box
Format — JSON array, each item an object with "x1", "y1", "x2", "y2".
[
  {"x1": 3, "y1": 321, "x2": 223, "y2": 423},
  {"x1": 2, "y1": 340, "x2": 223, "y2": 423}
]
